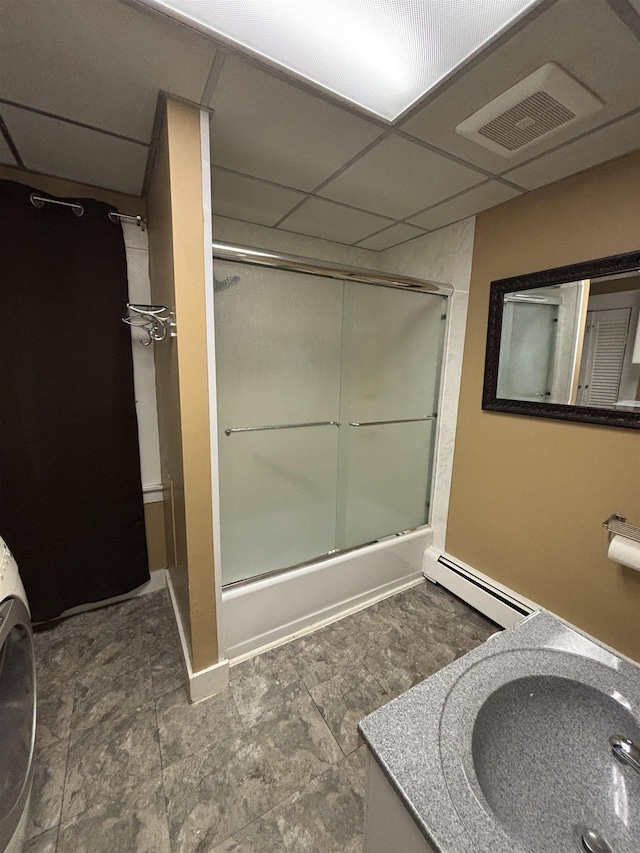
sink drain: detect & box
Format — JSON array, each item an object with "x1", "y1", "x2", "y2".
[{"x1": 578, "y1": 828, "x2": 613, "y2": 853}]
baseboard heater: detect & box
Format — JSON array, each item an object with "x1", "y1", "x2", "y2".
[{"x1": 424, "y1": 551, "x2": 536, "y2": 628}]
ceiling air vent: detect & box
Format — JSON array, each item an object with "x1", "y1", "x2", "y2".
[{"x1": 456, "y1": 63, "x2": 603, "y2": 158}]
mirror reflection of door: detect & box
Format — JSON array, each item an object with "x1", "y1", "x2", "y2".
[
  {"x1": 497, "y1": 298, "x2": 559, "y2": 401},
  {"x1": 577, "y1": 307, "x2": 631, "y2": 406},
  {"x1": 495, "y1": 275, "x2": 640, "y2": 410}
]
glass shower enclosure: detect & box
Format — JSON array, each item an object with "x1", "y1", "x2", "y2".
[{"x1": 214, "y1": 250, "x2": 448, "y2": 587}]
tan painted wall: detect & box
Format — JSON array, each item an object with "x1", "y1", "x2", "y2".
[
  {"x1": 146, "y1": 98, "x2": 218, "y2": 671},
  {"x1": 447, "y1": 150, "x2": 640, "y2": 661},
  {"x1": 143, "y1": 501, "x2": 166, "y2": 572}
]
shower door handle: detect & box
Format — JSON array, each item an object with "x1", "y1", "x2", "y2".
[
  {"x1": 348, "y1": 416, "x2": 436, "y2": 427},
  {"x1": 225, "y1": 421, "x2": 340, "y2": 436}
]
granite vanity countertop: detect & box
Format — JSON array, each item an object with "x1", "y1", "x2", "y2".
[{"x1": 358, "y1": 610, "x2": 640, "y2": 853}]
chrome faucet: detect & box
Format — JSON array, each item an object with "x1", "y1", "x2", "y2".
[{"x1": 609, "y1": 734, "x2": 640, "y2": 775}]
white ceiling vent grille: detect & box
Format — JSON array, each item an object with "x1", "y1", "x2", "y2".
[{"x1": 456, "y1": 63, "x2": 603, "y2": 158}]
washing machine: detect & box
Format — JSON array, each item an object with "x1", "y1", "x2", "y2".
[{"x1": 0, "y1": 536, "x2": 35, "y2": 853}]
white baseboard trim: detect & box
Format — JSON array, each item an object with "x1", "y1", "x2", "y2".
[
  {"x1": 166, "y1": 571, "x2": 229, "y2": 703},
  {"x1": 423, "y1": 546, "x2": 538, "y2": 628}
]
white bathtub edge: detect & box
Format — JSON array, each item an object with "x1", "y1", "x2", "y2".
[{"x1": 223, "y1": 528, "x2": 432, "y2": 661}]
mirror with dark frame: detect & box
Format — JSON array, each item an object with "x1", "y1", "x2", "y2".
[{"x1": 483, "y1": 250, "x2": 640, "y2": 429}]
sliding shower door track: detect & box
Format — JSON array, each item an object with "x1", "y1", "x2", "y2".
[{"x1": 212, "y1": 242, "x2": 452, "y2": 296}]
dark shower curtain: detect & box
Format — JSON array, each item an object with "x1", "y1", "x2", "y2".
[{"x1": 0, "y1": 179, "x2": 149, "y2": 621}]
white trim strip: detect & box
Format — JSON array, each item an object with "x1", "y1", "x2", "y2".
[
  {"x1": 166, "y1": 568, "x2": 229, "y2": 702},
  {"x1": 142, "y1": 483, "x2": 164, "y2": 504},
  {"x1": 200, "y1": 107, "x2": 226, "y2": 663}
]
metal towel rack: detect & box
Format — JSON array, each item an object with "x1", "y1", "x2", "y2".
[
  {"x1": 348, "y1": 416, "x2": 436, "y2": 427},
  {"x1": 30, "y1": 193, "x2": 147, "y2": 229},
  {"x1": 225, "y1": 421, "x2": 340, "y2": 436},
  {"x1": 603, "y1": 514, "x2": 640, "y2": 544}
]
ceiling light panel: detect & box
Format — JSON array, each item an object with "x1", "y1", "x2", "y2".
[{"x1": 138, "y1": 0, "x2": 544, "y2": 120}]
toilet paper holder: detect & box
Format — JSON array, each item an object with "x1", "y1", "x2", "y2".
[{"x1": 603, "y1": 514, "x2": 640, "y2": 544}]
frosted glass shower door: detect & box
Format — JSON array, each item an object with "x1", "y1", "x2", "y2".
[
  {"x1": 497, "y1": 302, "x2": 559, "y2": 401},
  {"x1": 337, "y1": 283, "x2": 447, "y2": 550},
  {"x1": 214, "y1": 261, "x2": 343, "y2": 585}
]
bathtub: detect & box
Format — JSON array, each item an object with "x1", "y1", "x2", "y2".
[{"x1": 221, "y1": 526, "x2": 432, "y2": 660}]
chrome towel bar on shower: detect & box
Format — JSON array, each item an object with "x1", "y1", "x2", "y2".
[
  {"x1": 348, "y1": 416, "x2": 436, "y2": 427},
  {"x1": 225, "y1": 421, "x2": 340, "y2": 436}
]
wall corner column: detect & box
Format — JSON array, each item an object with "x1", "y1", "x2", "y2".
[{"x1": 146, "y1": 96, "x2": 226, "y2": 699}]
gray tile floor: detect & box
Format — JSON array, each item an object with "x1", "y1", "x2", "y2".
[{"x1": 27, "y1": 580, "x2": 497, "y2": 853}]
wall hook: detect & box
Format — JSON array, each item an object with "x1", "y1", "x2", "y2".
[{"x1": 122, "y1": 303, "x2": 176, "y2": 346}]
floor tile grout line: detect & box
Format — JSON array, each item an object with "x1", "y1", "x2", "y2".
[
  {"x1": 170, "y1": 684, "x2": 347, "y2": 849},
  {"x1": 66, "y1": 688, "x2": 157, "y2": 744},
  {"x1": 51, "y1": 657, "x2": 81, "y2": 834},
  {"x1": 54, "y1": 660, "x2": 167, "y2": 839},
  {"x1": 213, "y1": 740, "x2": 365, "y2": 850},
  {"x1": 208, "y1": 801, "x2": 287, "y2": 851},
  {"x1": 53, "y1": 603, "x2": 163, "y2": 826},
  {"x1": 299, "y1": 670, "x2": 350, "y2": 760},
  {"x1": 151, "y1": 685, "x2": 174, "y2": 850}
]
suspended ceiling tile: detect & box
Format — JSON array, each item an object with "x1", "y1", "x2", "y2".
[
  {"x1": 400, "y1": 0, "x2": 640, "y2": 175},
  {"x1": 278, "y1": 197, "x2": 393, "y2": 245},
  {"x1": 0, "y1": 0, "x2": 216, "y2": 143},
  {"x1": 502, "y1": 110, "x2": 640, "y2": 190},
  {"x1": 211, "y1": 168, "x2": 305, "y2": 226},
  {"x1": 319, "y1": 135, "x2": 485, "y2": 220},
  {"x1": 408, "y1": 180, "x2": 523, "y2": 230},
  {"x1": 1, "y1": 105, "x2": 148, "y2": 196},
  {"x1": 209, "y1": 55, "x2": 384, "y2": 192},
  {"x1": 0, "y1": 131, "x2": 16, "y2": 166},
  {"x1": 355, "y1": 223, "x2": 427, "y2": 251}
]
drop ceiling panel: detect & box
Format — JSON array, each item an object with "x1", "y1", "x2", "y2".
[
  {"x1": 408, "y1": 181, "x2": 523, "y2": 230},
  {"x1": 0, "y1": 0, "x2": 216, "y2": 143},
  {"x1": 502, "y1": 110, "x2": 640, "y2": 190},
  {"x1": 0, "y1": 132, "x2": 16, "y2": 166},
  {"x1": 319, "y1": 135, "x2": 485, "y2": 220},
  {"x1": 355, "y1": 223, "x2": 427, "y2": 251},
  {"x1": 401, "y1": 0, "x2": 640, "y2": 174},
  {"x1": 211, "y1": 169, "x2": 305, "y2": 226},
  {"x1": 209, "y1": 55, "x2": 383, "y2": 191},
  {"x1": 278, "y1": 197, "x2": 392, "y2": 245},
  {"x1": 2, "y1": 105, "x2": 149, "y2": 196}
]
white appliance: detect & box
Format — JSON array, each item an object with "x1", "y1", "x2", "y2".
[{"x1": 0, "y1": 536, "x2": 35, "y2": 853}]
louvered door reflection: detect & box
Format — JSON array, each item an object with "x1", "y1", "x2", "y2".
[{"x1": 577, "y1": 307, "x2": 631, "y2": 406}]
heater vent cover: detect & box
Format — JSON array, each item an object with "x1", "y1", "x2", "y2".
[{"x1": 456, "y1": 63, "x2": 603, "y2": 158}]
